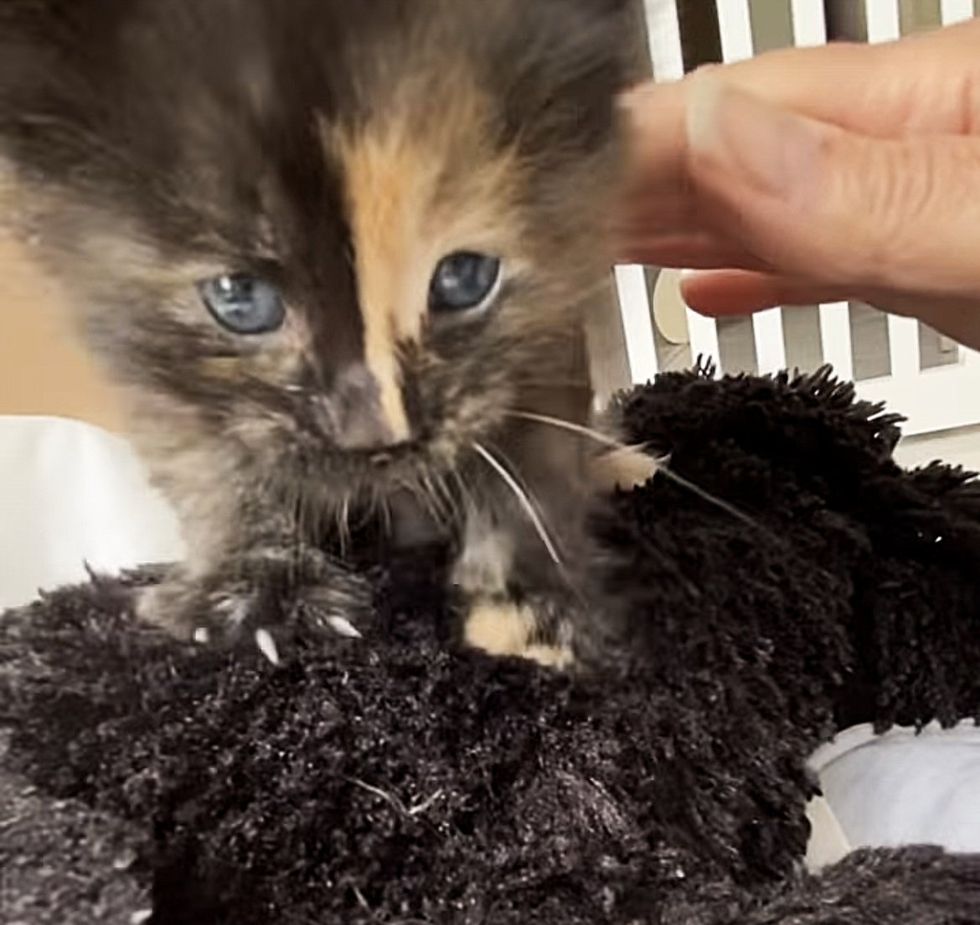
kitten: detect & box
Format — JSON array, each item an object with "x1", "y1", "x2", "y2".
[{"x1": 0, "y1": 0, "x2": 647, "y2": 666}]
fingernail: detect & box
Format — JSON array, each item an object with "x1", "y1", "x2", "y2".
[
  {"x1": 686, "y1": 72, "x2": 821, "y2": 200},
  {"x1": 617, "y1": 63, "x2": 720, "y2": 113},
  {"x1": 678, "y1": 270, "x2": 703, "y2": 304}
]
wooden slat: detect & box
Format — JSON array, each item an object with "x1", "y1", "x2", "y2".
[
  {"x1": 886, "y1": 314, "x2": 921, "y2": 379},
  {"x1": 614, "y1": 265, "x2": 659, "y2": 383},
  {"x1": 818, "y1": 302, "x2": 855, "y2": 381},
  {"x1": 858, "y1": 362, "x2": 980, "y2": 436},
  {"x1": 686, "y1": 306, "x2": 722, "y2": 370},
  {"x1": 863, "y1": 0, "x2": 902, "y2": 41},
  {"x1": 716, "y1": 0, "x2": 756, "y2": 60},
  {"x1": 940, "y1": 0, "x2": 975, "y2": 24},
  {"x1": 643, "y1": 0, "x2": 685, "y2": 81},
  {"x1": 790, "y1": 0, "x2": 829, "y2": 44},
  {"x1": 752, "y1": 308, "x2": 788, "y2": 375}
]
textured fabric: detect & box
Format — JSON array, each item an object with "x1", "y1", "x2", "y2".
[
  {"x1": 0, "y1": 730, "x2": 149, "y2": 925},
  {"x1": 2, "y1": 368, "x2": 980, "y2": 923}
]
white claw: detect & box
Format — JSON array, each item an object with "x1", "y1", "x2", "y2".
[
  {"x1": 192, "y1": 627, "x2": 210, "y2": 645},
  {"x1": 130, "y1": 911, "x2": 153, "y2": 925},
  {"x1": 327, "y1": 616, "x2": 362, "y2": 639},
  {"x1": 255, "y1": 628, "x2": 281, "y2": 666}
]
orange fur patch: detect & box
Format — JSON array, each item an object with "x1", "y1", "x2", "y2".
[
  {"x1": 334, "y1": 130, "x2": 431, "y2": 441},
  {"x1": 464, "y1": 599, "x2": 573, "y2": 669},
  {"x1": 324, "y1": 78, "x2": 521, "y2": 443}
]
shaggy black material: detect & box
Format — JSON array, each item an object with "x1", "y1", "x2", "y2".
[{"x1": 3, "y1": 367, "x2": 980, "y2": 925}]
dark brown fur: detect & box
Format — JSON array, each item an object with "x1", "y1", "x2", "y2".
[{"x1": 0, "y1": 0, "x2": 637, "y2": 660}]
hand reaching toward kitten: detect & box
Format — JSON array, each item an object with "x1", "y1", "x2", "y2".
[{"x1": 617, "y1": 17, "x2": 980, "y2": 351}]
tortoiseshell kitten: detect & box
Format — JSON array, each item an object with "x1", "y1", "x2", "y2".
[{"x1": 0, "y1": 0, "x2": 647, "y2": 666}]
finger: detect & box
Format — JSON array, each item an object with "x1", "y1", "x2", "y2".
[
  {"x1": 614, "y1": 191, "x2": 702, "y2": 241},
  {"x1": 685, "y1": 75, "x2": 980, "y2": 300},
  {"x1": 623, "y1": 18, "x2": 980, "y2": 155},
  {"x1": 680, "y1": 270, "x2": 846, "y2": 316},
  {"x1": 615, "y1": 170, "x2": 767, "y2": 264},
  {"x1": 712, "y1": 32, "x2": 980, "y2": 136},
  {"x1": 619, "y1": 231, "x2": 771, "y2": 272},
  {"x1": 619, "y1": 20, "x2": 980, "y2": 231},
  {"x1": 683, "y1": 269, "x2": 980, "y2": 351}
]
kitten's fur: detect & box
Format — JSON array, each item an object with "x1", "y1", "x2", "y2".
[{"x1": 0, "y1": 0, "x2": 642, "y2": 664}]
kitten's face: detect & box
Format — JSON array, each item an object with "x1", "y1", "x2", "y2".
[{"x1": 1, "y1": 0, "x2": 631, "y2": 499}]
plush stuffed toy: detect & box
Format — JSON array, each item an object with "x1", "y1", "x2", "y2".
[{"x1": 3, "y1": 366, "x2": 980, "y2": 924}]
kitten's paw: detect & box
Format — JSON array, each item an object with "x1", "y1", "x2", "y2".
[
  {"x1": 136, "y1": 553, "x2": 373, "y2": 662},
  {"x1": 462, "y1": 597, "x2": 574, "y2": 669},
  {"x1": 588, "y1": 445, "x2": 659, "y2": 494},
  {"x1": 135, "y1": 580, "x2": 215, "y2": 640}
]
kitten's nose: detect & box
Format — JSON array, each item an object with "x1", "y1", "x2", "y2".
[{"x1": 331, "y1": 364, "x2": 407, "y2": 451}]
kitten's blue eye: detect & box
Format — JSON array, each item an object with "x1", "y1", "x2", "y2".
[
  {"x1": 428, "y1": 252, "x2": 502, "y2": 315},
  {"x1": 197, "y1": 273, "x2": 285, "y2": 335}
]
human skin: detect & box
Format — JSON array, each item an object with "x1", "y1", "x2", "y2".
[{"x1": 617, "y1": 18, "x2": 980, "y2": 350}]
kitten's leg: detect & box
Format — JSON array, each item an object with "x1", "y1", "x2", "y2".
[
  {"x1": 456, "y1": 373, "x2": 627, "y2": 669},
  {"x1": 453, "y1": 511, "x2": 576, "y2": 670},
  {"x1": 463, "y1": 598, "x2": 575, "y2": 669},
  {"x1": 455, "y1": 445, "x2": 654, "y2": 669}
]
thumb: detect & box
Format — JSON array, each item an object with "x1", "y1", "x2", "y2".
[{"x1": 685, "y1": 73, "x2": 980, "y2": 300}]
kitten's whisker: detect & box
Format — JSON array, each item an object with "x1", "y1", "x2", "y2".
[
  {"x1": 423, "y1": 469, "x2": 460, "y2": 526},
  {"x1": 417, "y1": 481, "x2": 440, "y2": 527},
  {"x1": 508, "y1": 409, "x2": 761, "y2": 530},
  {"x1": 379, "y1": 491, "x2": 393, "y2": 537},
  {"x1": 448, "y1": 467, "x2": 477, "y2": 521},
  {"x1": 402, "y1": 477, "x2": 442, "y2": 528},
  {"x1": 471, "y1": 441, "x2": 562, "y2": 566},
  {"x1": 339, "y1": 494, "x2": 352, "y2": 554},
  {"x1": 420, "y1": 472, "x2": 450, "y2": 526},
  {"x1": 434, "y1": 471, "x2": 461, "y2": 522},
  {"x1": 650, "y1": 466, "x2": 760, "y2": 529},
  {"x1": 506, "y1": 410, "x2": 635, "y2": 452}
]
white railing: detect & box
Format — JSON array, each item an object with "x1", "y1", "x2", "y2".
[{"x1": 614, "y1": 0, "x2": 980, "y2": 436}]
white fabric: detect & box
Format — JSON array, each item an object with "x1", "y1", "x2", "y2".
[
  {"x1": 0, "y1": 415, "x2": 184, "y2": 610},
  {"x1": 1, "y1": 414, "x2": 979, "y2": 863},
  {"x1": 810, "y1": 721, "x2": 980, "y2": 854}
]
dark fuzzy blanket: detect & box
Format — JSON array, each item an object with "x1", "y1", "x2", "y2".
[{"x1": 3, "y1": 367, "x2": 980, "y2": 925}]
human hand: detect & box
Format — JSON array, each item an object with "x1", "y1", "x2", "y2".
[{"x1": 617, "y1": 18, "x2": 980, "y2": 351}]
